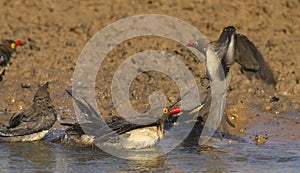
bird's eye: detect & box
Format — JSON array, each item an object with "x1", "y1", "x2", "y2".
[
  {"x1": 193, "y1": 42, "x2": 198, "y2": 46},
  {"x1": 11, "y1": 43, "x2": 16, "y2": 49},
  {"x1": 163, "y1": 108, "x2": 168, "y2": 114}
]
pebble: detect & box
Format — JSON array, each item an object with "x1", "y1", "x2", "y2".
[
  {"x1": 270, "y1": 95, "x2": 279, "y2": 102},
  {"x1": 255, "y1": 135, "x2": 267, "y2": 145},
  {"x1": 262, "y1": 103, "x2": 272, "y2": 111},
  {"x1": 66, "y1": 41, "x2": 76, "y2": 47},
  {"x1": 231, "y1": 114, "x2": 237, "y2": 120},
  {"x1": 291, "y1": 102, "x2": 299, "y2": 110},
  {"x1": 21, "y1": 83, "x2": 31, "y2": 88}
]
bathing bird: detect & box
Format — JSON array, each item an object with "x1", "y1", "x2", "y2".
[{"x1": 0, "y1": 82, "x2": 57, "y2": 142}]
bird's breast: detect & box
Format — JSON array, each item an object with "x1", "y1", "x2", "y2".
[{"x1": 104, "y1": 126, "x2": 163, "y2": 150}]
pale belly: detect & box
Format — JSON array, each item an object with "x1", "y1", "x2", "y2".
[
  {"x1": 0, "y1": 130, "x2": 49, "y2": 142},
  {"x1": 101, "y1": 126, "x2": 163, "y2": 150}
]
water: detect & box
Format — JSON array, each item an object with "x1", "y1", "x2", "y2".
[{"x1": 0, "y1": 140, "x2": 299, "y2": 172}]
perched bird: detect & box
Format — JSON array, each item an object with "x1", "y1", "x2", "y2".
[
  {"x1": 0, "y1": 39, "x2": 22, "y2": 66},
  {"x1": 60, "y1": 90, "x2": 178, "y2": 149},
  {"x1": 168, "y1": 26, "x2": 276, "y2": 143},
  {"x1": 0, "y1": 82, "x2": 57, "y2": 142},
  {"x1": 0, "y1": 39, "x2": 23, "y2": 81}
]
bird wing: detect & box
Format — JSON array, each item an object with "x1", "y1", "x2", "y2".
[
  {"x1": 235, "y1": 34, "x2": 260, "y2": 71},
  {"x1": 8, "y1": 112, "x2": 25, "y2": 129},
  {"x1": 168, "y1": 76, "x2": 210, "y2": 110},
  {"x1": 64, "y1": 90, "x2": 164, "y2": 142},
  {"x1": 235, "y1": 34, "x2": 277, "y2": 85}
]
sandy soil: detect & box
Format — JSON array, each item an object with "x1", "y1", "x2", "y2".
[{"x1": 0, "y1": 0, "x2": 299, "y2": 143}]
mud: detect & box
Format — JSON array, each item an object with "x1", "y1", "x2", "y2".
[{"x1": 0, "y1": 0, "x2": 299, "y2": 144}]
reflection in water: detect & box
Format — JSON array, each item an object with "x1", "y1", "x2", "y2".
[
  {"x1": 125, "y1": 156, "x2": 167, "y2": 172},
  {"x1": 0, "y1": 141, "x2": 300, "y2": 172}
]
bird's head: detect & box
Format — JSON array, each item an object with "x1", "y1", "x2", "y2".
[
  {"x1": 2, "y1": 39, "x2": 23, "y2": 52},
  {"x1": 162, "y1": 107, "x2": 182, "y2": 121},
  {"x1": 216, "y1": 26, "x2": 236, "y2": 46},
  {"x1": 33, "y1": 82, "x2": 52, "y2": 105},
  {"x1": 187, "y1": 38, "x2": 210, "y2": 55},
  {"x1": 163, "y1": 107, "x2": 181, "y2": 115}
]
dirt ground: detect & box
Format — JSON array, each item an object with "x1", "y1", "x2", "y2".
[{"x1": 0, "y1": 0, "x2": 299, "y2": 143}]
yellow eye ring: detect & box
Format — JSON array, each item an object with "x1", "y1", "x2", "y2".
[
  {"x1": 11, "y1": 43, "x2": 16, "y2": 49},
  {"x1": 163, "y1": 108, "x2": 168, "y2": 114},
  {"x1": 193, "y1": 41, "x2": 198, "y2": 46}
]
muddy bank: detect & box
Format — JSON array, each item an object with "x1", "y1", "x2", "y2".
[{"x1": 0, "y1": 0, "x2": 299, "y2": 143}]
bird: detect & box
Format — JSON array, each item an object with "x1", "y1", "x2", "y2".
[
  {"x1": 188, "y1": 26, "x2": 276, "y2": 85},
  {"x1": 0, "y1": 39, "x2": 22, "y2": 66},
  {"x1": 0, "y1": 39, "x2": 23, "y2": 81},
  {"x1": 60, "y1": 90, "x2": 178, "y2": 149},
  {"x1": 234, "y1": 33, "x2": 277, "y2": 85},
  {"x1": 0, "y1": 82, "x2": 57, "y2": 142},
  {"x1": 167, "y1": 26, "x2": 276, "y2": 144}
]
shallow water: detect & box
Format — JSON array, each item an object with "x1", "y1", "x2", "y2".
[{"x1": 0, "y1": 140, "x2": 299, "y2": 172}]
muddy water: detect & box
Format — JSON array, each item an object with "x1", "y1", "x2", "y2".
[
  {"x1": 0, "y1": 140, "x2": 299, "y2": 172},
  {"x1": 1, "y1": 1, "x2": 299, "y2": 172}
]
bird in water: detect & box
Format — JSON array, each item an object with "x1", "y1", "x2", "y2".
[
  {"x1": 165, "y1": 26, "x2": 276, "y2": 144},
  {"x1": 60, "y1": 90, "x2": 179, "y2": 149},
  {"x1": 0, "y1": 82, "x2": 57, "y2": 142}
]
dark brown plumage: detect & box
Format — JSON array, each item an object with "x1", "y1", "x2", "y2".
[
  {"x1": 0, "y1": 82, "x2": 57, "y2": 141},
  {"x1": 235, "y1": 34, "x2": 277, "y2": 85}
]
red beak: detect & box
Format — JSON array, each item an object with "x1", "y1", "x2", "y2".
[
  {"x1": 187, "y1": 42, "x2": 193, "y2": 47},
  {"x1": 15, "y1": 40, "x2": 22, "y2": 46},
  {"x1": 169, "y1": 107, "x2": 181, "y2": 115}
]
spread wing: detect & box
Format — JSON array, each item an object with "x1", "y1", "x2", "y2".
[
  {"x1": 235, "y1": 34, "x2": 277, "y2": 85},
  {"x1": 64, "y1": 90, "x2": 164, "y2": 141}
]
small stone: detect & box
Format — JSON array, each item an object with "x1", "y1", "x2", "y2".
[
  {"x1": 66, "y1": 41, "x2": 76, "y2": 47},
  {"x1": 292, "y1": 103, "x2": 299, "y2": 110},
  {"x1": 255, "y1": 135, "x2": 266, "y2": 145},
  {"x1": 270, "y1": 95, "x2": 279, "y2": 102},
  {"x1": 262, "y1": 103, "x2": 272, "y2": 111},
  {"x1": 18, "y1": 105, "x2": 23, "y2": 111},
  {"x1": 21, "y1": 83, "x2": 31, "y2": 88},
  {"x1": 266, "y1": 39, "x2": 277, "y2": 48},
  {"x1": 231, "y1": 114, "x2": 237, "y2": 120}
]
